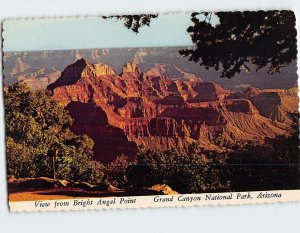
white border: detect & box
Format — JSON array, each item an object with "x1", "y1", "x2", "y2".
[
  {"x1": 1, "y1": 1, "x2": 300, "y2": 233},
  {"x1": 9, "y1": 190, "x2": 300, "y2": 212}
]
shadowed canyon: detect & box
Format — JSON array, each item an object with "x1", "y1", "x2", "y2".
[{"x1": 41, "y1": 58, "x2": 299, "y2": 162}]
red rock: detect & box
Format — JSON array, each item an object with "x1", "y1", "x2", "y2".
[
  {"x1": 49, "y1": 59, "x2": 295, "y2": 162},
  {"x1": 230, "y1": 86, "x2": 299, "y2": 124},
  {"x1": 121, "y1": 62, "x2": 142, "y2": 77},
  {"x1": 66, "y1": 102, "x2": 137, "y2": 162}
]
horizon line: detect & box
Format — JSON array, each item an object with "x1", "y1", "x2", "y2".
[{"x1": 3, "y1": 44, "x2": 195, "y2": 53}]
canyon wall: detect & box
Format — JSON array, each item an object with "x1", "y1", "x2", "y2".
[{"x1": 48, "y1": 59, "x2": 298, "y2": 162}]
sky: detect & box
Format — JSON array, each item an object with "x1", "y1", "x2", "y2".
[{"x1": 2, "y1": 13, "x2": 206, "y2": 52}]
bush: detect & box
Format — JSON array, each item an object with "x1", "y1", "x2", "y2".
[
  {"x1": 105, "y1": 155, "x2": 133, "y2": 188},
  {"x1": 5, "y1": 83, "x2": 105, "y2": 184},
  {"x1": 6, "y1": 137, "x2": 36, "y2": 178},
  {"x1": 126, "y1": 145, "x2": 230, "y2": 193}
]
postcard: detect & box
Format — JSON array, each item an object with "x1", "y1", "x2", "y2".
[{"x1": 2, "y1": 11, "x2": 300, "y2": 212}]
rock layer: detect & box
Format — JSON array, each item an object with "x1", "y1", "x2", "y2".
[{"x1": 49, "y1": 60, "x2": 298, "y2": 162}]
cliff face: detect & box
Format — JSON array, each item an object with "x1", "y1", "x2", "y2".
[
  {"x1": 49, "y1": 60, "x2": 298, "y2": 162},
  {"x1": 65, "y1": 102, "x2": 137, "y2": 162},
  {"x1": 4, "y1": 47, "x2": 298, "y2": 91},
  {"x1": 11, "y1": 57, "x2": 31, "y2": 75},
  {"x1": 228, "y1": 86, "x2": 299, "y2": 125},
  {"x1": 144, "y1": 63, "x2": 200, "y2": 81}
]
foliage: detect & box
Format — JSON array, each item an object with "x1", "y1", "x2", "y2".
[
  {"x1": 110, "y1": 11, "x2": 297, "y2": 78},
  {"x1": 126, "y1": 144, "x2": 230, "y2": 193},
  {"x1": 125, "y1": 129, "x2": 299, "y2": 193},
  {"x1": 180, "y1": 11, "x2": 297, "y2": 78},
  {"x1": 5, "y1": 83, "x2": 104, "y2": 184},
  {"x1": 5, "y1": 84, "x2": 299, "y2": 192},
  {"x1": 226, "y1": 114, "x2": 300, "y2": 191},
  {"x1": 105, "y1": 155, "x2": 133, "y2": 188},
  {"x1": 103, "y1": 14, "x2": 158, "y2": 33},
  {"x1": 6, "y1": 137, "x2": 36, "y2": 178}
]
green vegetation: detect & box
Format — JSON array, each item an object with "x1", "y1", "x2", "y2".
[
  {"x1": 108, "y1": 11, "x2": 297, "y2": 78},
  {"x1": 125, "y1": 145, "x2": 229, "y2": 193},
  {"x1": 180, "y1": 11, "x2": 297, "y2": 78},
  {"x1": 123, "y1": 134, "x2": 299, "y2": 193},
  {"x1": 5, "y1": 84, "x2": 104, "y2": 184},
  {"x1": 5, "y1": 83, "x2": 299, "y2": 193},
  {"x1": 226, "y1": 115, "x2": 300, "y2": 191},
  {"x1": 102, "y1": 14, "x2": 158, "y2": 33}
]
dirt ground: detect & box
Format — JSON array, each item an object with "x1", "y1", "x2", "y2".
[
  {"x1": 9, "y1": 191, "x2": 78, "y2": 201},
  {"x1": 9, "y1": 188, "x2": 124, "y2": 202}
]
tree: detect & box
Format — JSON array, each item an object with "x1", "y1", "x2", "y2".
[
  {"x1": 126, "y1": 145, "x2": 230, "y2": 193},
  {"x1": 5, "y1": 83, "x2": 104, "y2": 184},
  {"x1": 105, "y1": 155, "x2": 133, "y2": 188},
  {"x1": 226, "y1": 113, "x2": 300, "y2": 191},
  {"x1": 108, "y1": 11, "x2": 297, "y2": 78},
  {"x1": 103, "y1": 14, "x2": 158, "y2": 33},
  {"x1": 180, "y1": 11, "x2": 297, "y2": 78},
  {"x1": 6, "y1": 137, "x2": 35, "y2": 178}
]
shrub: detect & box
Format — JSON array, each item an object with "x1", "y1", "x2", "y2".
[
  {"x1": 105, "y1": 155, "x2": 133, "y2": 188},
  {"x1": 5, "y1": 83, "x2": 105, "y2": 184},
  {"x1": 126, "y1": 145, "x2": 230, "y2": 193}
]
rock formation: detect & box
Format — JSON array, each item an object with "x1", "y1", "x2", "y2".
[
  {"x1": 144, "y1": 63, "x2": 200, "y2": 81},
  {"x1": 48, "y1": 60, "x2": 298, "y2": 162},
  {"x1": 4, "y1": 47, "x2": 298, "y2": 91},
  {"x1": 228, "y1": 86, "x2": 299, "y2": 125},
  {"x1": 10, "y1": 57, "x2": 31, "y2": 75}
]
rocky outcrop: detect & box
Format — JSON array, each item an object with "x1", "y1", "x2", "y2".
[
  {"x1": 21, "y1": 68, "x2": 61, "y2": 90},
  {"x1": 10, "y1": 57, "x2": 30, "y2": 75},
  {"x1": 228, "y1": 86, "x2": 299, "y2": 125},
  {"x1": 48, "y1": 59, "x2": 88, "y2": 90},
  {"x1": 4, "y1": 48, "x2": 298, "y2": 91},
  {"x1": 49, "y1": 60, "x2": 297, "y2": 162},
  {"x1": 146, "y1": 184, "x2": 179, "y2": 195},
  {"x1": 145, "y1": 63, "x2": 200, "y2": 81},
  {"x1": 122, "y1": 62, "x2": 142, "y2": 77},
  {"x1": 82, "y1": 64, "x2": 115, "y2": 78}
]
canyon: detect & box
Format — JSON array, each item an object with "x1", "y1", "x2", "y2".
[
  {"x1": 3, "y1": 47, "x2": 298, "y2": 91},
  {"x1": 47, "y1": 59, "x2": 299, "y2": 162}
]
